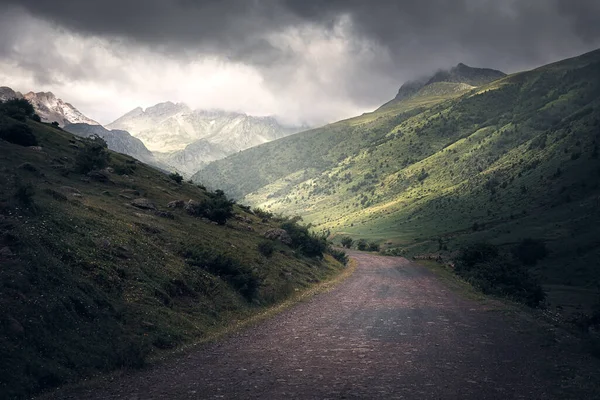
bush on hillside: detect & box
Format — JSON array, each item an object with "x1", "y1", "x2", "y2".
[
  {"x1": 169, "y1": 172, "x2": 183, "y2": 184},
  {"x1": 280, "y1": 220, "x2": 327, "y2": 258},
  {"x1": 258, "y1": 241, "x2": 275, "y2": 257},
  {"x1": 0, "y1": 118, "x2": 37, "y2": 146},
  {"x1": 183, "y1": 247, "x2": 260, "y2": 301},
  {"x1": 0, "y1": 98, "x2": 36, "y2": 121},
  {"x1": 512, "y1": 238, "x2": 547, "y2": 266},
  {"x1": 329, "y1": 248, "x2": 349, "y2": 265},
  {"x1": 455, "y1": 242, "x2": 545, "y2": 307},
  {"x1": 253, "y1": 207, "x2": 273, "y2": 221},
  {"x1": 368, "y1": 242, "x2": 380, "y2": 252},
  {"x1": 14, "y1": 181, "x2": 36, "y2": 209},
  {"x1": 186, "y1": 190, "x2": 235, "y2": 225},
  {"x1": 341, "y1": 236, "x2": 353, "y2": 249},
  {"x1": 74, "y1": 135, "x2": 110, "y2": 173},
  {"x1": 356, "y1": 239, "x2": 368, "y2": 251}
]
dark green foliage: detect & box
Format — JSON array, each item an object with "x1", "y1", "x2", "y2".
[
  {"x1": 258, "y1": 241, "x2": 275, "y2": 257},
  {"x1": 417, "y1": 168, "x2": 429, "y2": 181},
  {"x1": 329, "y1": 248, "x2": 349, "y2": 265},
  {"x1": 456, "y1": 243, "x2": 499, "y2": 268},
  {"x1": 185, "y1": 190, "x2": 235, "y2": 225},
  {"x1": 14, "y1": 182, "x2": 35, "y2": 207},
  {"x1": 280, "y1": 221, "x2": 327, "y2": 258},
  {"x1": 0, "y1": 118, "x2": 37, "y2": 146},
  {"x1": 513, "y1": 238, "x2": 548, "y2": 266},
  {"x1": 112, "y1": 161, "x2": 136, "y2": 175},
  {"x1": 204, "y1": 190, "x2": 235, "y2": 224},
  {"x1": 341, "y1": 236, "x2": 353, "y2": 249},
  {"x1": 356, "y1": 239, "x2": 367, "y2": 251},
  {"x1": 183, "y1": 247, "x2": 260, "y2": 301},
  {"x1": 455, "y1": 243, "x2": 545, "y2": 307},
  {"x1": 169, "y1": 172, "x2": 183, "y2": 184},
  {"x1": 0, "y1": 98, "x2": 36, "y2": 121},
  {"x1": 253, "y1": 207, "x2": 273, "y2": 221},
  {"x1": 74, "y1": 135, "x2": 110, "y2": 173},
  {"x1": 368, "y1": 242, "x2": 380, "y2": 252}
]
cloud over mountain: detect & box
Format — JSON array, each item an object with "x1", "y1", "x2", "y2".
[{"x1": 1, "y1": 0, "x2": 599, "y2": 125}]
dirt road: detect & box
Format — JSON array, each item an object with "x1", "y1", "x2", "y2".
[{"x1": 40, "y1": 252, "x2": 599, "y2": 399}]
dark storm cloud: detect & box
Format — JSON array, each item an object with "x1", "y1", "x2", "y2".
[
  {"x1": 4, "y1": 0, "x2": 600, "y2": 69},
  {"x1": 1, "y1": 0, "x2": 600, "y2": 125}
]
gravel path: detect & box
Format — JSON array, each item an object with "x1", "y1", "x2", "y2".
[{"x1": 40, "y1": 252, "x2": 599, "y2": 399}]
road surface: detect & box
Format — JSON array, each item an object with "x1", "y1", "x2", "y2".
[{"x1": 40, "y1": 252, "x2": 599, "y2": 399}]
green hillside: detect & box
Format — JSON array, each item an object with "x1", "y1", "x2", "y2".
[
  {"x1": 195, "y1": 50, "x2": 600, "y2": 303},
  {"x1": 0, "y1": 112, "x2": 344, "y2": 398}
]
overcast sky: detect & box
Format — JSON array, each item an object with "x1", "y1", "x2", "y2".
[{"x1": 0, "y1": 0, "x2": 599, "y2": 126}]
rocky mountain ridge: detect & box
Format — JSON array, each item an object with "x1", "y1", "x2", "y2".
[
  {"x1": 385, "y1": 63, "x2": 506, "y2": 106},
  {"x1": 107, "y1": 103, "x2": 306, "y2": 176}
]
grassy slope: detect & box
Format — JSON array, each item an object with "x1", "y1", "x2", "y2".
[
  {"x1": 0, "y1": 121, "x2": 344, "y2": 398},
  {"x1": 196, "y1": 49, "x2": 600, "y2": 302}
]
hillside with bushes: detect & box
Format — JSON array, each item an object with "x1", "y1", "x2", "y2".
[
  {"x1": 0, "y1": 103, "x2": 345, "y2": 398},
  {"x1": 195, "y1": 49, "x2": 600, "y2": 311}
]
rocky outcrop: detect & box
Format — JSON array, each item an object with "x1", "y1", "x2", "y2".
[
  {"x1": 23, "y1": 91, "x2": 99, "y2": 127},
  {"x1": 264, "y1": 228, "x2": 292, "y2": 245},
  {"x1": 167, "y1": 200, "x2": 185, "y2": 208},
  {"x1": 131, "y1": 198, "x2": 157, "y2": 210}
]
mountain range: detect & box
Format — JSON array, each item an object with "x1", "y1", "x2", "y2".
[
  {"x1": 107, "y1": 103, "x2": 305, "y2": 176},
  {"x1": 0, "y1": 88, "x2": 302, "y2": 176},
  {"x1": 0, "y1": 87, "x2": 99, "y2": 127}
]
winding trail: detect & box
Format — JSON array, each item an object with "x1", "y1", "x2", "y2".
[{"x1": 41, "y1": 252, "x2": 598, "y2": 399}]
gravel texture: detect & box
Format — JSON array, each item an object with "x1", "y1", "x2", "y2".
[{"x1": 39, "y1": 252, "x2": 600, "y2": 399}]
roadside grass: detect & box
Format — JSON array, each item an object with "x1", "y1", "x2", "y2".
[
  {"x1": 416, "y1": 258, "x2": 600, "y2": 398},
  {"x1": 0, "y1": 120, "x2": 346, "y2": 399}
]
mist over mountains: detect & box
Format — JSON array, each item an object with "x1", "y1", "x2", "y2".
[{"x1": 0, "y1": 87, "x2": 304, "y2": 176}]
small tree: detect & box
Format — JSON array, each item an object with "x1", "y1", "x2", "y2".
[
  {"x1": 356, "y1": 239, "x2": 367, "y2": 251},
  {"x1": 0, "y1": 98, "x2": 36, "y2": 121},
  {"x1": 169, "y1": 172, "x2": 183, "y2": 184},
  {"x1": 513, "y1": 238, "x2": 547, "y2": 266},
  {"x1": 258, "y1": 241, "x2": 275, "y2": 257},
  {"x1": 75, "y1": 135, "x2": 110, "y2": 173},
  {"x1": 341, "y1": 237, "x2": 353, "y2": 249},
  {"x1": 0, "y1": 119, "x2": 37, "y2": 146},
  {"x1": 368, "y1": 242, "x2": 380, "y2": 252}
]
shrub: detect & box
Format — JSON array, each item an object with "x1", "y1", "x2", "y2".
[
  {"x1": 74, "y1": 135, "x2": 110, "y2": 173},
  {"x1": 512, "y1": 238, "x2": 547, "y2": 266},
  {"x1": 186, "y1": 190, "x2": 235, "y2": 225},
  {"x1": 253, "y1": 207, "x2": 273, "y2": 221},
  {"x1": 329, "y1": 248, "x2": 349, "y2": 265},
  {"x1": 280, "y1": 221, "x2": 327, "y2": 258},
  {"x1": 169, "y1": 172, "x2": 183, "y2": 184},
  {"x1": 14, "y1": 182, "x2": 35, "y2": 207},
  {"x1": 0, "y1": 118, "x2": 37, "y2": 146},
  {"x1": 183, "y1": 247, "x2": 260, "y2": 301},
  {"x1": 356, "y1": 239, "x2": 367, "y2": 251},
  {"x1": 112, "y1": 162, "x2": 136, "y2": 175},
  {"x1": 454, "y1": 242, "x2": 545, "y2": 307},
  {"x1": 258, "y1": 241, "x2": 275, "y2": 257},
  {"x1": 456, "y1": 243, "x2": 499, "y2": 268},
  {"x1": 0, "y1": 98, "x2": 36, "y2": 121},
  {"x1": 341, "y1": 237, "x2": 353, "y2": 249},
  {"x1": 368, "y1": 242, "x2": 380, "y2": 252}
]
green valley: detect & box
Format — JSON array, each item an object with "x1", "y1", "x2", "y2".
[{"x1": 195, "y1": 50, "x2": 600, "y2": 306}]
